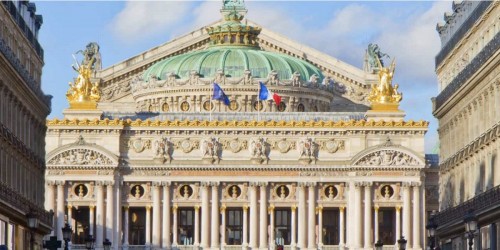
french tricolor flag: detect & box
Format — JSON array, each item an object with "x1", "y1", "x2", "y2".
[{"x1": 259, "y1": 81, "x2": 282, "y2": 105}]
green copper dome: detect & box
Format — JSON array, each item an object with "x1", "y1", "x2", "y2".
[{"x1": 143, "y1": 46, "x2": 324, "y2": 82}]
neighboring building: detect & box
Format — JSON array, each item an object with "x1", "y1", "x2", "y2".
[
  {"x1": 432, "y1": 1, "x2": 500, "y2": 250},
  {"x1": 0, "y1": 1, "x2": 53, "y2": 249},
  {"x1": 45, "y1": 2, "x2": 432, "y2": 249}
]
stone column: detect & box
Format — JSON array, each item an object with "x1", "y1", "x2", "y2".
[
  {"x1": 242, "y1": 205, "x2": 249, "y2": 248},
  {"x1": 413, "y1": 183, "x2": 421, "y2": 250},
  {"x1": 106, "y1": 182, "x2": 114, "y2": 242},
  {"x1": 123, "y1": 206, "x2": 129, "y2": 246},
  {"x1": 45, "y1": 181, "x2": 56, "y2": 236},
  {"x1": 269, "y1": 205, "x2": 275, "y2": 247},
  {"x1": 67, "y1": 205, "x2": 73, "y2": 226},
  {"x1": 291, "y1": 205, "x2": 297, "y2": 249},
  {"x1": 374, "y1": 205, "x2": 379, "y2": 242},
  {"x1": 114, "y1": 182, "x2": 121, "y2": 250},
  {"x1": 162, "y1": 182, "x2": 171, "y2": 248},
  {"x1": 402, "y1": 182, "x2": 411, "y2": 247},
  {"x1": 56, "y1": 181, "x2": 65, "y2": 241},
  {"x1": 297, "y1": 183, "x2": 307, "y2": 248},
  {"x1": 317, "y1": 206, "x2": 323, "y2": 247},
  {"x1": 221, "y1": 204, "x2": 226, "y2": 246},
  {"x1": 364, "y1": 182, "x2": 373, "y2": 249},
  {"x1": 354, "y1": 182, "x2": 362, "y2": 248},
  {"x1": 95, "y1": 182, "x2": 104, "y2": 248},
  {"x1": 396, "y1": 205, "x2": 401, "y2": 243},
  {"x1": 145, "y1": 205, "x2": 151, "y2": 246},
  {"x1": 172, "y1": 205, "x2": 178, "y2": 246},
  {"x1": 307, "y1": 183, "x2": 316, "y2": 249},
  {"x1": 339, "y1": 206, "x2": 345, "y2": 248},
  {"x1": 194, "y1": 205, "x2": 200, "y2": 246},
  {"x1": 201, "y1": 182, "x2": 210, "y2": 248},
  {"x1": 211, "y1": 182, "x2": 220, "y2": 248},
  {"x1": 152, "y1": 182, "x2": 161, "y2": 247},
  {"x1": 89, "y1": 205, "x2": 95, "y2": 236},
  {"x1": 249, "y1": 182, "x2": 258, "y2": 248},
  {"x1": 259, "y1": 182, "x2": 268, "y2": 249}
]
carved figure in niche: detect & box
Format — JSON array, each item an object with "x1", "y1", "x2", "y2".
[
  {"x1": 328, "y1": 186, "x2": 335, "y2": 199},
  {"x1": 280, "y1": 186, "x2": 286, "y2": 199},
  {"x1": 384, "y1": 186, "x2": 390, "y2": 198},
  {"x1": 231, "y1": 186, "x2": 238, "y2": 199},
  {"x1": 78, "y1": 185, "x2": 85, "y2": 197},
  {"x1": 134, "y1": 186, "x2": 141, "y2": 198},
  {"x1": 183, "y1": 186, "x2": 190, "y2": 199}
]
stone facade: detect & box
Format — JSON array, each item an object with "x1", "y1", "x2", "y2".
[
  {"x1": 433, "y1": 1, "x2": 500, "y2": 250},
  {"x1": 45, "y1": 2, "x2": 433, "y2": 250},
  {"x1": 0, "y1": 1, "x2": 52, "y2": 249}
]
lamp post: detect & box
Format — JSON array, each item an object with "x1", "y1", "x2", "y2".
[
  {"x1": 464, "y1": 210, "x2": 478, "y2": 250},
  {"x1": 103, "y1": 238, "x2": 112, "y2": 250},
  {"x1": 62, "y1": 223, "x2": 72, "y2": 250},
  {"x1": 85, "y1": 234, "x2": 95, "y2": 250},
  {"x1": 426, "y1": 213, "x2": 438, "y2": 250},
  {"x1": 375, "y1": 239, "x2": 384, "y2": 250},
  {"x1": 397, "y1": 236, "x2": 407, "y2": 250},
  {"x1": 27, "y1": 211, "x2": 39, "y2": 250}
]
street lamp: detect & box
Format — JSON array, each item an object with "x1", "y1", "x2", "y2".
[
  {"x1": 61, "y1": 223, "x2": 72, "y2": 250},
  {"x1": 27, "y1": 211, "x2": 39, "y2": 250},
  {"x1": 103, "y1": 238, "x2": 112, "y2": 250},
  {"x1": 85, "y1": 234, "x2": 95, "y2": 250},
  {"x1": 426, "y1": 214, "x2": 438, "y2": 250},
  {"x1": 375, "y1": 239, "x2": 384, "y2": 250},
  {"x1": 398, "y1": 236, "x2": 407, "y2": 250},
  {"x1": 464, "y1": 209, "x2": 478, "y2": 250}
]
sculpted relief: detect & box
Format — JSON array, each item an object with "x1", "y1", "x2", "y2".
[
  {"x1": 48, "y1": 148, "x2": 114, "y2": 165},
  {"x1": 354, "y1": 150, "x2": 420, "y2": 166}
]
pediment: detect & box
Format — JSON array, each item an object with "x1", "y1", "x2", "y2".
[
  {"x1": 46, "y1": 136, "x2": 119, "y2": 167},
  {"x1": 351, "y1": 140, "x2": 425, "y2": 167}
]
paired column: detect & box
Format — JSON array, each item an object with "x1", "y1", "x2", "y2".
[
  {"x1": 242, "y1": 205, "x2": 249, "y2": 247},
  {"x1": 89, "y1": 205, "x2": 95, "y2": 236},
  {"x1": 353, "y1": 182, "x2": 362, "y2": 248},
  {"x1": 123, "y1": 206, "x2": 129, "y2": 246},
  {"x1": 364, "y1": 182, "x2": 373, "y2": 249},
  {"x1": 194, "y1": 205, "x2": 200, "y2": 246},
  {"x1": 172, "y1": 205, "x2": 179, "y2": 246},
  {"x1": 269, "y1": 205, "x2": 275, "y2": 246},
  {"x1": 152, "y1": 182, "x2": 161, "y2": 247},
  {"x1": 402, "y1": 182, "x2": 412, "y2": 247},
  {"x1": 307, "y1": 183, "x2": 316, "y2": 249},
  {"x1": 114, "y1": 182, "x2": 121, "y2": 249},
  {"x1": 396, "y1": 205, "x2": 401, "y2": 243},
  {"x1": 291, "y1": 205, "x2": 297, "y2": 248},
  {"x1": 162, "y1": 182, "x2": 171, "y2": 248},
  {"x1": 56, "y1": 181, "x2": 65, "y2": 241},
  {"x1": 297, "y1": 183, "x2": 307, "y2": 248},
  {"x1": 145, "y1": 206, "x2": 151, "y2": 246},
  {"x1": 105, "y1": 181, "x2": 114, "y2": 242},
  {"x1": 249, "y1": 182, "x2": 258, "y2": 248},
  {"x1": 221, "y1": 204, "x2": 226, "y2": 246},
  {"x1": 45, "y1": 181, "x2": 56, "y2": 236},
  {"x1": 95, "y1": 181, "x2": 104, "y2": 248},
  {"x1": 339, "y1": 206, "x2": 345, "y2": 247},
  {"x1": 413, "y1": 182, "x2": 421, "y2": 250},
  {"x1": 201, "y1": 182, "x2": 210, "y2": 248},
  {"x1": 317, "y1": 206, "x2": 323, "y2": 247},
  {"x1": 211, "y1": 182, "x2": 220, "y2": 248},
  {"x1": 374, "y1": 206, "x2": 379, "y2": 243},
  {"x1": 259, "y1": 182, "x2": 268, "y2": 249}
]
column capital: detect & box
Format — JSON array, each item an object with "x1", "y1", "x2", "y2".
[
  {"x1": 249, "y1": 181, "x2": 259, "y2": 187},
  {"x1": 339, "y1": 206, "x2": 345, "y2": 212},
  {"x1": 297, "y1": 182, "x2": 307, "y2": 188},
  {"x1": 374, "y1": 205, "x2": 379, "y2": 211},
  {"x1": 363, "y1": 181, "x2": 373, "y2": 187},
  {"x1": 220, "y1": 204, "x2": 226, "y2": 213},
  {"x1": 194, "y1": 205, "x2": 200, "y2": 211},
  {"x1": 396, "y1": 205, "x2": 402, "y2": 212},
  {"x1": 354, "y1": 181, "x2": 364, "y2": 188},
  {"x1": 105, "y1": 180, "x2": 115, "y2": 186},
  {"x1": 55, "y1": 180, "x2": 65, "y2": 186},
  {"x1": 402, "y1": 181, "x2": 412, "y2": 188},
  {"x1": 291, "y1": 204, "x2": 297, "y2": 212},
  {"x1": 67, "y1": 204, "x2": 73, "y2": 209},
  {"x1": 267, "y1": 204, "x2": 275, "y2": 214},
  {"x1": 306, "y1": 182, "x2": 317, "y2": 187},
  {"x1": 152, "y1": 181, "x2": 163, "y2": 187},
  {"x1": 123, "y1": 205, "x2": 129, "y2": 211},
  {"x1": 200, "y1": 181, "x2": 210, "y2": 187},
  {"x1": 45, "y1": 180, "x2": 56, "y2": 186},
  {"x1": 210, "y1": 181, "x2": 220, "y2": 187},
  {"x1": 161, "y1": 181, "x2": 171, "y2": 187},
  {"x1": 89, "y1": 205, "x2": 95, "y2": 210},
  {"x1": 172, "y1": 204, "x2": 178, "y2": 212},
  {"x1": 258, "y1": 182, "x2": 268, "y2": 187},
  {"x1": 146, "y1": 205, "x2": 151, "y2": 211},
  {"x1": 315, "y1": 206, "x2": 323, "y2": 214},
  {"x1": 243, "y1": 204, "x2": 249, "y2": 211},
  {"x1": 95, "y1": 180, "x2": 106, "y2": 186},
  {"x1": 411, "y1": 181, "x2": 422, "y2": 187}
]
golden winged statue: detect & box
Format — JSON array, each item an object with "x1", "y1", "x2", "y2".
[
  {"x1": 367, "y1": 56, "x2": 403, "y2": 111},
  {"x1": 66, "y1": 42, "x2": 101, "y2": 109}
]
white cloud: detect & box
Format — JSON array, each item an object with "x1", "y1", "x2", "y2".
[{"x1": 109, "y1": 1, "x2": 193, "y2": 42}]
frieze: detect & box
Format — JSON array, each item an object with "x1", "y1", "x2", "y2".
[
  {"x1": 201, "y1": 137, "x2": 222, "y2": 164},
  {"x1": 353, "y1": 150, "x2": 420, "y2": 166},
  {"x1": 270, "y1": 138, "x2": 295, "y2": 153},
  {"x1": 298, "y1": 138, "x2": 318, "y2": 164},
  {"x1": 153, "y1": 137, "x2": 173, "y2": 164},
  {"x1": 127, "y1": 138, "x2": 151, "y2": 153},
  {"x1": 220, "y1": 138, "x2": 248, "y2": 153},
  {"x1": 130, "y1": 169, "x2": 171, "y2": 176},
  {"x1": 298, "y1": 172, "x2": 348, "y2": 177},
  {"x1": 47, "y1": 148, "x2": 114, "y2": 166},
  {"x1": 318, "y1": 139, "x2": 345, "y2": 153},
  {"x1": 174, "y1": 138, "x2": 199, "y2": 153},
  {"x1": 249, "y1": 137, "x2": 269, "y2": 164}
]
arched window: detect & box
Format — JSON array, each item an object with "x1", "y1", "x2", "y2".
[{"x1": 297, "y1": 103, "x2": 305, "y2": 112}]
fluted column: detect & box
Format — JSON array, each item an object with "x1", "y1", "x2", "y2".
[
  {"x1": 396, "y1": 205, "x2": 401, "y2": 243},
  {"x1": 106, "y1": 181, "x2": 114, "y2": 242},
  {"x1": 201, "y1": 182, "x2": 210, "y2": 248},
  {"x1": 413, "y1": 183, "x2": 421, "y2": 250},
  {"x1": 249, "y1": 182, "x2": 258, "y2": 248},
  {"x1": 242, "y1": 205, "x2": 249, "y2": 247},
  {"x1": 339, "y1": 206, "x2": 345, "y2": 248},
  {"x1": 173, "y1": 205, "x2": 179, "y2": 246},
  {"x1": 259, "y1": 182, "x2": 268, "y2": 249},
  {"x1": 354, "y1": 182, "x2": 362, "y2": 248},
  {"x1": 374, "y1": 205, "x2": 379, "y2": 243},
  {"x1": 317, "y1": 206, "x2": 323, "y2": 247},
  {"x1": 221, "y1": 204, "x2": 226, "y2": 246},
  {"x1": 194, "y1": 205, "x2": 200, "y2": 246},
  {"x1": 308, "y1": 182, "x2": 316, "y2": 249},
  {"x1": 96, "y1": 182, "x2": 104, "y2": 248},
  {"x1": 364, "y1": 182, "x2": 373, "y2": 248},
  {"x1": 56, "y1": 181, "x2": 65, "y2": 241},
  {"x1": 162, "y1": 182, "x2": 171, "y2": 248},
  {"x1": 145, "y1": 205, "x2": 151, "y2": 246},
  {"x1": 402, "y1": 182, "x2": 412, "y2": 247},
  {"x1": 123, "y1": 206, "x2": 129, "y2": 246},
  {"x1": 291, "y1": 205, "x2": 297, "y2": 248},
  {"x1": 297, "y1": 183, "x2": 307, "y2": 248},
  {"x1": 152, "y1": 182, "x2": 161, "y2": 247},
  {"x1": 45, "y1": 181, "x2": 56, "y2": 236},
  {"x1": 211, "y1": 182, "x2": 220, "y2": 248}
]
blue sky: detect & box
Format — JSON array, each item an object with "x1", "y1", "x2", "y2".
[{"x1": 36, "y1": 1, "x2": 452, "y2": 153}]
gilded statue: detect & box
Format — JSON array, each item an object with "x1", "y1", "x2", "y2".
[
  {"x1": 367, "y1": 57, "x2": 403, "y2": 110},
  {"x1": 66, "y1": 42, "x2": 101, "y2": 109}
]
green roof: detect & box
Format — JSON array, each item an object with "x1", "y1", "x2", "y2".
[{"x1": 143, "y1": 46, "x2": 324, "y2": 82}]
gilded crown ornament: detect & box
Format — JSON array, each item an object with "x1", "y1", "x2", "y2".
[
  {"x1": 367, "y1": 55, "x2": 403, "y2": 111},
  {"x1": 66, "y1": 42, "x2": 102, "y2": 109}
]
